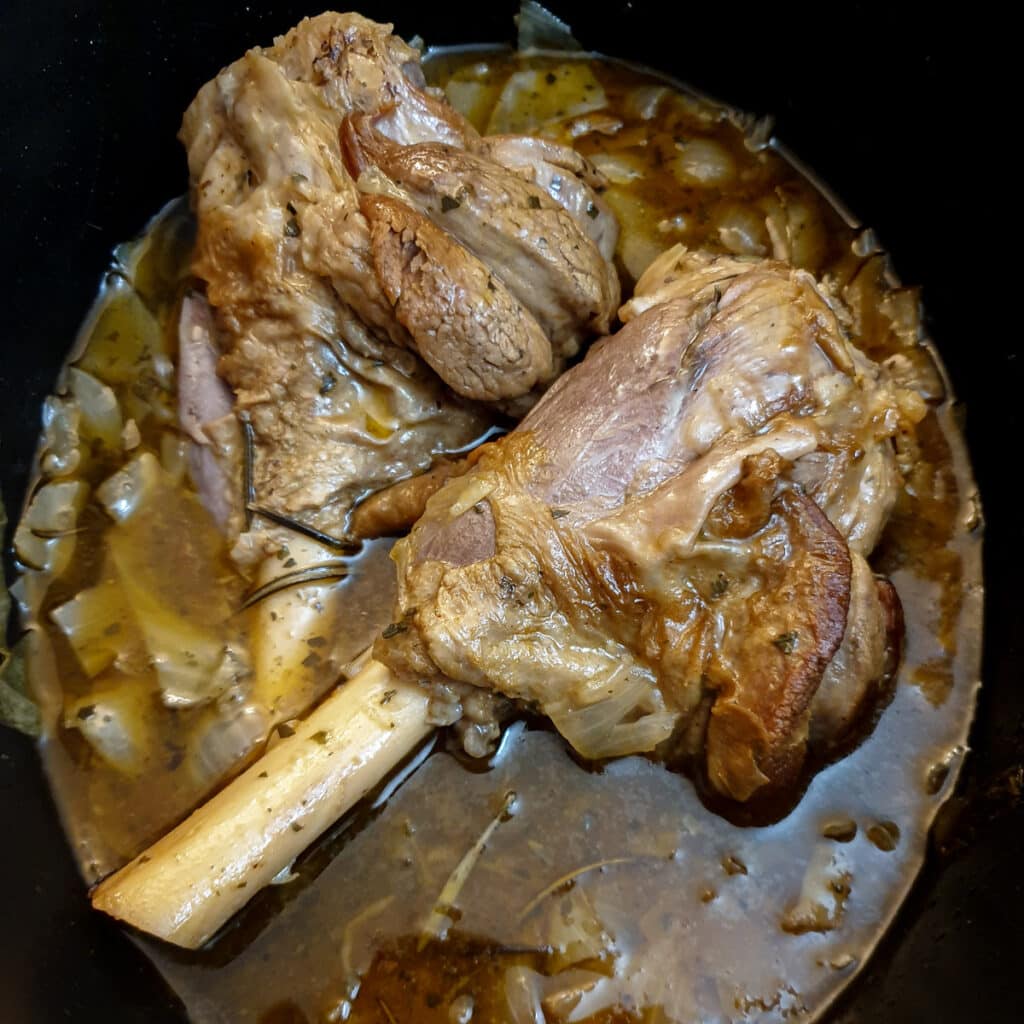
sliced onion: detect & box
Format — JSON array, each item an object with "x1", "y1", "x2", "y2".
[
  {"x1": 589, "y1": 152, "x2": 645, "y2": 185},
  {"x1": 623, "y1": 85, "x2": 669, "y2": 120},
  {"x1": 443, "y1": 75, "x2": 502, "y2": 132},
  {"x1": 503, "y1": 966, "x2": 546, "y2": 1024},
  {"x1": 187, "y1": 699, "x2": 269, "y2": 787},
  {"x1": 98, "y1": 452, "x2": 242, "y2": 708},
  {"x1": 601, "y1": 187, "x2": 665, "y2": 282},
  {"x1": 13, "y1": 479, "x2": 89, "y2": 574},
  {"x1": 50, "y1": 576, "x2": 144, "y2": 678},
  {"x1": 671, "y1": 139, "x2": 736, "y2": 188},
  {"x1": 160, "y1": 431, "x2": 190, "y2": 483},
  {"x1": 713, "y1": 202, "x2": 770, "y2": 257},
  {"x1": 40, "y1": 395, "x2": 82, "y2": 478},
  {"x1": 486, "y1": 64, "x2": 606, "y2": 135},
  {"x1": 75, "y1": 282, "x2": 165, "y2": 385},
  {"x1": 97, "y1": 451, "x2": 163, "y2": 522},
  {"x1": 65, "y1": 680, "x2": 156, "y2": 775},
  {"x1": 761, "y1": 192, "x2": 825, "y2": 271},
  {"x1": 67, "y1": 366, "x2": 122, "y2": 450},
  {"x1": 545, "y1": 662, "x2": 675, "y2": 760}
]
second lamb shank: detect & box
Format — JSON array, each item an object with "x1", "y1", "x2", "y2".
[{"x1": 377, "y1": 245, "x2": 922, "y2": 802}]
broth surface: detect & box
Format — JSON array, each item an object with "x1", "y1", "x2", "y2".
[{"x1": 16, "y1": 49, "x2": 981, "y2": 1024}]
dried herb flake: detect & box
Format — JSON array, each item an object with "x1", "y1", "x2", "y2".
[{"x1": 772, "y1": 631, "x2": 799, "y2": 654}]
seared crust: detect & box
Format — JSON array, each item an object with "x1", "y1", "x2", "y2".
[
  {"x1": 362, "y1": 193, "x2": 552, "y2": 401},
  {"x1": 350, "y1": 457, "x2": 469, "y2": 539},
  {"x1": 704, "y1": 490, "x2": 852, "y2": 800},
  {"x1": 345, "y1": 114, "x2": 620, "y2": 355}
]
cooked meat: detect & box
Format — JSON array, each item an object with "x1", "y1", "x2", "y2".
[
  {"x1": 350, "y1": 456, "x2": 469, "y2": 539},
  {"x1": 808, "y1": 561, "x2": 902, "y2": 746},
  {"x1": 704, "y1": 488, "x2": 851, "y2": 798},
  {"x1": 472, "y1": 134, "x2": 618, "y2": 264},
  {"x1": 377, "y1": 248, "x2": 920, "y2": 801},
  {"x1": 179, "y1": 13, "x2": 489, "y2": 542},
  {"x1": 180, "y1": 13, "x2": 625, "y2": 548},
  {"x1": 177, "y1": 293, "x2": 243, "y2": 535},
  {"x1": 362, "y1": 194, "x2": 554, "y2": 400},
  {"x1": 177, "y1": 292, "x2": 234, "y2": 447},
  {"x1": 344, "y1": 117, "x2": 620, "y2": 359},
  {"x1": 622, "y1": 245, "x2": 923, "y2": 555}
]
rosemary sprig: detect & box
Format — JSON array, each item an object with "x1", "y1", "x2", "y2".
[
  {"x1": 238, "y1": 562, "x2": 351, "y2": 611},
  {"x1": 248, "y1": 504, "x2": 360, "y2": 553}
]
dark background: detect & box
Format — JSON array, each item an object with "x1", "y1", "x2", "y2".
[{"x1": 1, "y1": 2, "x2": 1019, "y2": 1020}]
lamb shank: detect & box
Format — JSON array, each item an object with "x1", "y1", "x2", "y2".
[
  {"x1": 177, "y1": 12, "x2": 618, "y2": 549},
  {"x1": 378, "y1": 245, "x2": 923, "y2": 802}
]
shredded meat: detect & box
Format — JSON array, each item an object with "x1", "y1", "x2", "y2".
[{"x1": 377, "y1": 248, "x2": 921, "y2": 801}]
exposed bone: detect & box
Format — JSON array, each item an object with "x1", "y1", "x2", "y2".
[{"x1": 91, "y1": 660, "x2": 430, "y2": 949}]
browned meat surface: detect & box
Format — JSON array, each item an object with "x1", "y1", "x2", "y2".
[
  {"x1": 377, "y1": 248, "x2": 921, "y2": 801},
  {"x1": 350, "y1": 456, "x2": 469, "y2": 539},
  {"x1": 362, "y1": 194, "x2": 553, "y2": 400},
  {"x1": 345, "y1": 118, "x2": 620, "y2": 359}
]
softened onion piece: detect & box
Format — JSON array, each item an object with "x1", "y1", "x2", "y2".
[
  {"x1": 91, "y1": 659, "x2": 431, "y2": 948},
  {"x1": 601, "y1": 187, "x2": 665, "y2": 281},
  {"x1": 50, "y1": 575, "x2": 144, "y2": 678},
  {"x1": 713, "y1": 201, "x2": 770, "y2": 257},
  {"x1": 589, "y1": 152, "x2": 645, "y2": 185},
  {"x1": 251, "y1": 536, "x2": 359, "y2": 726},
  {"x1": 670, "y1": 138, "x2": 735, "y2": 187},
  {"x1": 64, "y1": 679, "x2": 156, "y2": 775},
  {"x1": 185, "y1": 698, "x2": 270, "y2": 787},
  {"x1": 486, "y1": 63, "x2": 606, "y2": 135},
  {"x1": 39, "y1": 395, "x2": 82, "y2": 478},
  {"x1": 96, "y1": 453, "x2": 241, "y2": 709},
  {"x1": 622, "y1": 85, "x2": 668, "y2": 120},
  {"x1": 544, "y1": 663, "x2": 675, "y2": 760},
  {"x1": 13, "y1": 479, "x2": 90, "y2": 574},
  {"x1": 67, "y1": 367, "x2": 123, "y2": 450},
  {"x1": 443, "y1": 69, "x2": 504, "y2": 132},
  {"x1": 504, "y1": 966, "x2": 546, "y2": 1024}
]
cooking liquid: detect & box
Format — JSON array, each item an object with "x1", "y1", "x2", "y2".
[{"x1": 21, "y1": 50, "x2": 981, "y2": 1024}]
